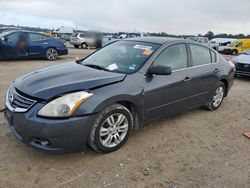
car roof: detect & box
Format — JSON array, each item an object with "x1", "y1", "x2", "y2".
[
  {"x1": 124, "y1": 37, "x2": 185, "y2": 45},
  {"x1": 3, "y1": 30, "x2": 47, "y2": 35}
]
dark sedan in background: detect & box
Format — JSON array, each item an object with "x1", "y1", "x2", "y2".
[
  {"x1": 4, "y1": 37, "x2": 235, "y2": 153},
  {"x1": 0, "y1": 30, "x2": 68, "y2": 61},
  {"x1": 231, "y1": 49, "x2": 250, "y2": 76}
]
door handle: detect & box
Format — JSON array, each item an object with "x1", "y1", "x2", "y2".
[
  {"x1": 184, "y1": 77, "x2": 192, "y2": 82},
  {"x1": 213, "y1": 68, "x2": 220, "y2": 73},
  {"x1": 42, "y1": 42, "x2": 48, "y2": 45}
]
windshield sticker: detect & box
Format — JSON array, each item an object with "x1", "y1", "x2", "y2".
[
  {"x1": 129, "y1": 64, "x2": 136, "y2": 70},
  {"x1": 134, "y1": 45, "x2": 152, "y2": 51},
  {"x1": 107, "y1": 63, "x2": 118, "y2": 71},
  {"x1": 143, "y1": 50, "x2": 153, "y2": 56}
]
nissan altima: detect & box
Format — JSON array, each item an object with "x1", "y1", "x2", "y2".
[{"x1": 4, "y1": 37, "x2": 235, "y2": 153}]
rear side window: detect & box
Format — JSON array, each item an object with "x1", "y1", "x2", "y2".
[
  {"x1": 28, "y1": 33, "x2": 44, "y2": 41},
  {"x1": 79, "y1": 33, "x2": 85, "y2": 38},
  {"x1": 190, "y1": 44, "x2": 211, "y2": 66},
  {"x1": 210, "y1": 50, "x2": 217, "y2": 62},
  {"x1": 154, "y1": 44, "x2": 188, "y2": 71}
]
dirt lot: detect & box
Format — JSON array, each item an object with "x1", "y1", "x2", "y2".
[{"x1": 0, "y1": 46, "x2": 250, "y2": 188}]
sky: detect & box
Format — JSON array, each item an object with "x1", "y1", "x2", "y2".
[{"x1": 0, "y1": 0, "x2": 250, "y2": 35}]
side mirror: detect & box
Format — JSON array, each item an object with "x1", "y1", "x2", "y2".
[{"x1": 148, "y1": 65, "x2": 172, "y2": 76}]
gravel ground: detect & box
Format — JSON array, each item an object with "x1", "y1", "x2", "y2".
[{"x1": 0, "y1": 47, "x2": 249, "y2": 188}]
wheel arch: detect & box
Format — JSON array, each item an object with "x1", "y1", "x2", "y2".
[{"x1": 219, "y1": 78, "x2": 228, "y2": 97}]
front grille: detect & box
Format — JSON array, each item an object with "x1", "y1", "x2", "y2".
[
  {"x1": 235, "y1": 63, "x2": 250, "y2": 72},
  {"x1": 6, "y1": 86, "x2": 36, "y2": 112}
]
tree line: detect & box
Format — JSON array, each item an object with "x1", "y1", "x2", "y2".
[{"x1": 147, "y1": 31, "x2": 250, "y2": 40}]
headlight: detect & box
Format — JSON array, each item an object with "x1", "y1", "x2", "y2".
[{"x1": 38, "y1": 91, "x2": 93, "y2": 118}]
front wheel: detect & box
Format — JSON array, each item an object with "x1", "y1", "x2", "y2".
[
  {"x1": 232, "y1": 50, "x2": 238, "y2": 55},
  {"x1": 206, "y1": 82, "x2": 225, "y2": 111},
  {"x1": 88, "y1": 104, "x2": 133, "y2": 153},
  {"x1": 45, "y1": 48, "x2": 58, "y2": 61}
]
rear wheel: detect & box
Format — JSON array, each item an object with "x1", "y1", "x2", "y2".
[
  {"x1": 88, "y1": 104, "x2": 133, "y2": 153},
  {"x1": 206, "y1": 82, "x2": 225, "y2": 111},
  {"x1": 81, "y1": 42, "x2": 88, "y2": 49},
  {"x1": 45, "y1": 48, "x2": 58, "y2": 61}
]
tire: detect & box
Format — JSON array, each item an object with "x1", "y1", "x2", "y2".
[
  {"x1": 45, "y1": 48, "x2": 58, "y2": 61},
  {"x1": 88, "y1": 104, "x2": 133, "y2": 153},
  {"x1": 232, "y1": 50, "x2": 238, "y2": 55},
  {"x1": 74, "y1": 45, "x2": 79, "y2": 48},
  {"x1": 96, "y1": 41, "x2": 102, "y2": 49},
  {"x1": 81, "y1": 42, "x2": 88, "y2": 49},
  {"x1": 206, "y1": 82, "x2": 225, "y2": 111}
]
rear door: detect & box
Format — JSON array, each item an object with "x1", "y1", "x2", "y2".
[
  {"x1": 143, "y1": 43, "x2": 193, "y2": 121},
  {"x1": 27, "y1": 33, "x2": 46, "y2": 57},
  {"x1": 188, "y1": 44, "x2": 219, "y2": 106}
]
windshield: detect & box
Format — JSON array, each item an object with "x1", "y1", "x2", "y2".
[
  {"x1": 81, "y1": 41, "x2": 160, "y2": 74},
  {"x1": 228, "y1": 41, "x2": 243, "y2": 47},
  {"x1": 0, "y1": 31, "x2": 10, "y2": 38}
]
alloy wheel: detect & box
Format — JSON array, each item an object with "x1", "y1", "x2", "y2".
[
  {"x1": 213, "y1": 86, "x2": 224, "y2": 107},
  {"x1": 99, "y1": 113, "x2": 129, "y2": 148},
  {"x1": 46, "y1": 48, "x2": 58, "y2": 60}
]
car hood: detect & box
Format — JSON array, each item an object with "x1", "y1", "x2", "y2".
[
  {"x1": 232, "y1": 54, "x2": 250, "y2": 64},
  {"x1": 14, "y1": 62, "x2": 126, "y2": 100}
]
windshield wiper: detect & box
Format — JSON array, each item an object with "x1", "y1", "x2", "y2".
[{"x1": 84, "y1": 64, "x2": 110, "y2": 71}]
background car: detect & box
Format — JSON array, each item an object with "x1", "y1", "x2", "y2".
[
  {"x1": 223, "y1": 39, "x2": 250, "y2": 55},
  {"x1": 231, "y1": 49, "x2": 250, "y2": 76},
  {"x1": 70, "y1": 31, "x2": 103, "y2": 49},
  {"x1": 209, "y1": 38, "x2": 236, "y2": 51},
  {"x1": 187, "y1": 36, "x2": 209, "y2": 46},
  {"x1": 0, "y1": 30, "x2": 68, "y2": 61},
  {"x1": 0, "y1": 27, "x2": 21, "y2": 34}
]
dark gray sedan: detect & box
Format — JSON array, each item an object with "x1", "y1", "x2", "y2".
[{"x1": 4, "y1": 37, "x2": 235, "y2": 153}]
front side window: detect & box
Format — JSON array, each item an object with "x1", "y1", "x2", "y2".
[
  {"x1": 28, "y1": 33, "x2": 44, "y2": 41},
  {"x1": 6, "y1": 32, "x2": 20, "y2": 43},
  {"x1": 190, "y1": 44, "x2": 211, "y2": 66},
  {"x1": 153, "y1": 44, "x2": 188, "y2": 71},
  {"x1": 81, "y1": 41, "x2": 160, "y2": 74}
]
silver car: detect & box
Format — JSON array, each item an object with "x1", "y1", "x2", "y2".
[{"x1": 70, "y1": 31, "x2": 103, "y2": 49}]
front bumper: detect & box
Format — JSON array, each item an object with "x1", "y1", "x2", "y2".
[
  {"x1": 235, "y1": 63, "x2": 250, "y2": 76},
  {"x1": 58, "y1": 48, "x2": 68, "y2": 56},
  {"x1": 222, "y1": 49, "x2": 234, "y2": 54},
  {"x1": 4, "y1": 104, "x2": 97, "y2": 153},
  {"x1": 70, "y1": 41, "x2": 81, "y2": 46}
]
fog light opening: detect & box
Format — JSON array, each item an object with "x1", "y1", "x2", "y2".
[{"x1": 32, "y1": 138, "x2": 51, "y2": 147}]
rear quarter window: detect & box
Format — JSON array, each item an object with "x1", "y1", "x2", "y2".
[
  {"x1": 190, "y1": 44, "x2": 211, "y2": 66},
  {"x1": 210, "y1": 50, "x2": 217, "y2": 62}
]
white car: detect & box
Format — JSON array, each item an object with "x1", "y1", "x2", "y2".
[{"x1": 209, "y1": 38, "x2": 237, "y2": 52}]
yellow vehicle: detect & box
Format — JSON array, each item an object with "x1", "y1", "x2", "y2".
[{"x1": 223, "y1": 39, "x2": 250, "y2": 55}]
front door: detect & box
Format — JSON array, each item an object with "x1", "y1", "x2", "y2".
[
  {"x1": 143, "y1": 43, "x2": 192, "y2": 122},
  {"x1": 1, "y1": 32, "x2": 21, "y2": 58}
]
